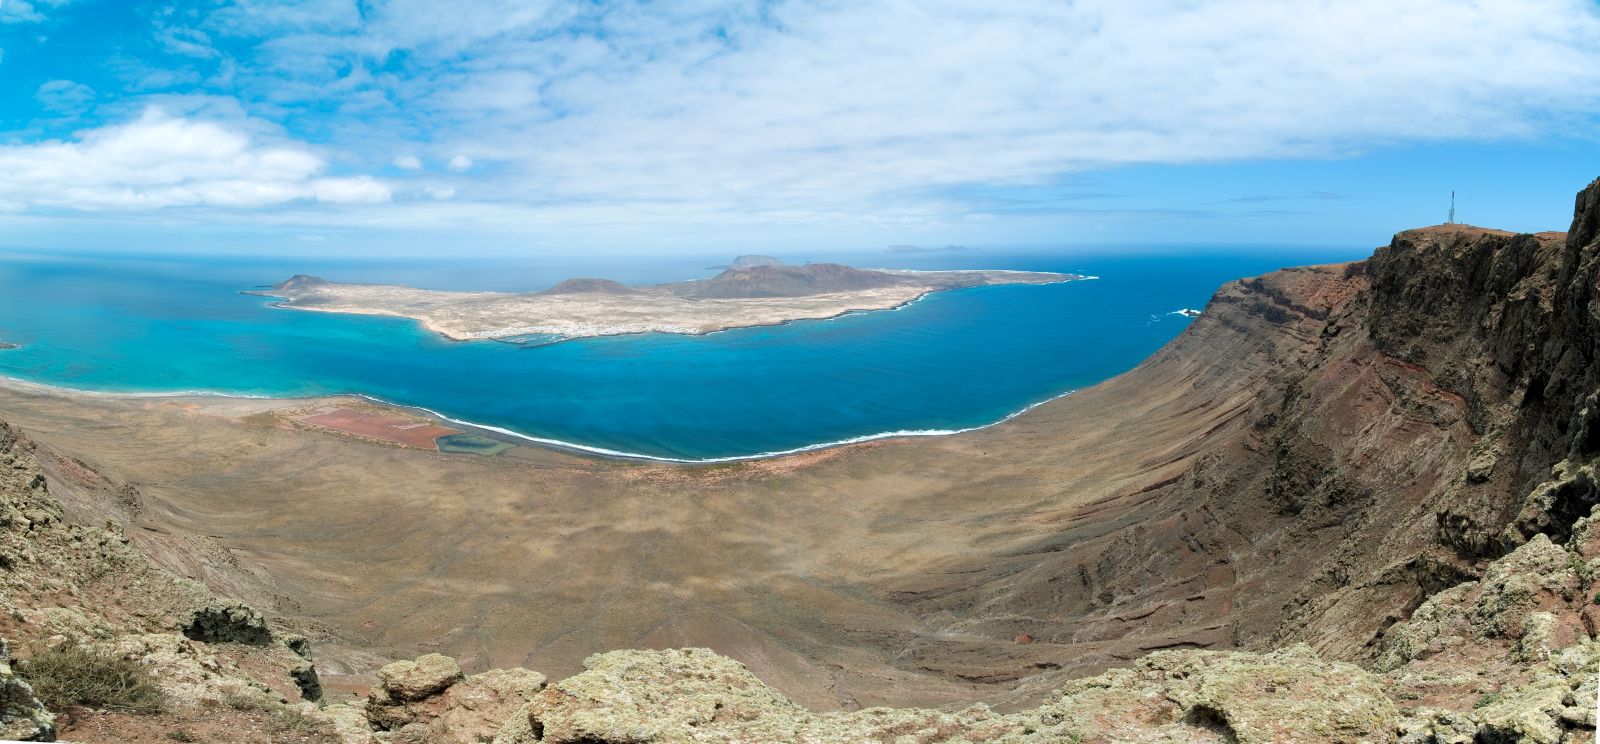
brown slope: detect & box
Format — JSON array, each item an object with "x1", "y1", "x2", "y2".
[
  {"x1": 879, "y1": 183, "x2": 1600, "y2": 683},
  {"x1": 0, "y1": 180, "x2": 1595, "y2": 717}
]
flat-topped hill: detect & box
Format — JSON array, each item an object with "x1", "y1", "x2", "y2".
[
  {"x1": 537, "y1": 278, "x2": 636, "y2": 295},
  {"x1": 681, "y1": 262, "x2": 905, "y2": 298}
]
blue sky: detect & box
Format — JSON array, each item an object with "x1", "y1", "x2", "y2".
[{"x1": 2, "y1": 0, "x2": 1599, "y2": 256}]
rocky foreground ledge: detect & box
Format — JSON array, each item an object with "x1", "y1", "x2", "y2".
[{"x1": 311, "y1": 513, "x2": 1600, "y2": 744}]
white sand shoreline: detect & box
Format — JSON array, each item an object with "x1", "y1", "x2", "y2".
[{"x1": 0, "y1": 373, "x2": 1076, "y2": 465}]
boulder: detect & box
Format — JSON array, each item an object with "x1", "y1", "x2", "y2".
[
  {"x1": 366, "y1": 654, "x2": 545, "y2": 743},
  {"x1": 376, "y1": 653, "x2": 463, "y2": 704}
]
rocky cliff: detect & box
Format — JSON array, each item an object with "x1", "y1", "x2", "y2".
[
  {"x1": 884, "y1": 183, "x2": 1600, "y2": 681},
  {"x1": 4, "y1": 180, "x2": 1600, "y2": 742}
]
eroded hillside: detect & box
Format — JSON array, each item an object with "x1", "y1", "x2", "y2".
[
  {"x1": 1, "y1": 179, "x2": 1599, "y2": 741},
  {"x1": 896, "y1": 185, "x2": 1600, "y2": 677}
]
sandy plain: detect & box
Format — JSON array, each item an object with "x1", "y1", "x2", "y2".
[{"x1": 0, "y1": 288, "x2": 1250, "y2": 714}]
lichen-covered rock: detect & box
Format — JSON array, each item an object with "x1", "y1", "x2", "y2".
[
  {"x1": 1396, "y1": 709, "x2": 1478, "y2": 744},
  {"x1": 283, "y1": 633, "x2": 314, "y2": 660},
  {"x1": 314, "y1": 701, "x2": 381, "y2": 744},
  {"x1": 112, "y1": 632, "x2": 283, "y2": 709},
  {"x1": 520, "y1": 648, "x2": 802, "y2": 743},
  {"x1": 1515, "y1": 459, "x2": 1600, "y2": 542},
  {"x1": 427, "y1": 668, "x2": 548, "y2": 743},
  {"x1": 376, "y1": 653, "x2": 464, "y2": 704},
  {"x1": 0, "y1": 638, "x2": 55, "y2": 742},
  {"x1": 365, "y1": 654, "x2": 542, "y2": 742},
  {"x1": 1379, "y1": 533, "x2": 1589, "y2": 670},
  {"x1": 1036, "y1": 644, "x2": 1400, "y2": 744},
  {"x1": 182, "y1": 598, "x2": 273, "y2": 645},
  {"x1": 502, "y1": 645, "x2": 1396, "y2": 743},
  {"x1": 1394, "y1": 641, "x2": 1600, "y2": 744}
]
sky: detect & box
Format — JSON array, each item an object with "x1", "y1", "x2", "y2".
[{"x1": 1, "y1": 0, "x2": 1599, "y2": 256}]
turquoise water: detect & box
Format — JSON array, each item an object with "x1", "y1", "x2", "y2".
[{"x1": 0, "y1": 248, "x2": 1364, "y2": 461}]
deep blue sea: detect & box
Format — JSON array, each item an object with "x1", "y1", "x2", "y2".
[{"x1": 0, "y1": 247, "x2": 1366, "y2": 461}]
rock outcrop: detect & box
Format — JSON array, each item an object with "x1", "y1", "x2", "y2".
[
  {"x1": 488, "y1": 645, "x2": 1397, "y2": 743},
  {"x1": 0, "y1": 420, "x2": 334, "y2": 740},
  {"x1": 183, "y1": 598, "x2": 274, "y2": 645},
  {"x1": 0, "y1": 638, "x2": 54, "y2": 741},
  {"x1": 352, "y1": 654, "x2": 546, "y2": 743}
]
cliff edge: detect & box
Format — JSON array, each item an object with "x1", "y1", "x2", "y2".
[{"x1": 4, "y1": 179, "x2": 1600, "y2": 741}]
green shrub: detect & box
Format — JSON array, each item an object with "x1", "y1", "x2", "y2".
[{"x1": 20, "y1": 639, "x2": 166, "y2": 714}]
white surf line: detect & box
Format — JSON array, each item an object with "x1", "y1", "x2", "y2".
[
  {"x1": 0, "y1": 375, "x2": 283, "y2": 400},
  {"x1": 0, "y1": 373, "x2": 1076, "y2": 464},
  {"x1": 869, "y1": 269, "x2": 1100, "y2": 282},
  {"x1": 372, "y1": 388, "x2": 1079, "y2": 464}
]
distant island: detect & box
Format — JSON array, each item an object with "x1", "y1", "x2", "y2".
[
  {"x1": 886, "y1": 243, "x2": 977, "y2": 253},
  {"x1": 253, "y1": 256, "x2": 1083, "y2": 342},
  {"x1": 0, "y1": 342, "x2": 18, "y2": 350}
]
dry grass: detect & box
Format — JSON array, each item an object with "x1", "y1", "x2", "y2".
[{"x1": 21, "y1": 639, "x2": 166, "y2": 714}]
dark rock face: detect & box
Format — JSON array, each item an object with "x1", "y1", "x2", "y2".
[
  {"x1": 686, "y1": 263, "x2": 903, "y2": 298},
  {"x1": 887, "y1": 178, "x2": 1600, "y2": 682},
  {"x1": 537, "y1": 278, "x2": 635, "y2": 295},
  {"x1": 290, "y1": 661, "x2": 323, "y2": 702},
  {"x1": 182, "y1": 599, "x2": 273, "y2": 645},
  {"x1": 1365, "y1": 183, "x2": 1600, "y2": 555}
]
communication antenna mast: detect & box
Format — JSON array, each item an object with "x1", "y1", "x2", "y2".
[{"x1": 1448, "y1": 191, "x2": 1455, "y2": 225}]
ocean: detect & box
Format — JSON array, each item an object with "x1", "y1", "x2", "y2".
[{"x1": 0, "y1": 246, "x2": 1366, "y2": 461}]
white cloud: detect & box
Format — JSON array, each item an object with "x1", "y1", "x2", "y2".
[
  {"x1": 0, "y1": 108, "x2": 390, "y2": 211},
  {"x1": 10, "y1": 0, "x2": 1600, "y2": 233},
  {"x1": 1, "y1": 0, "x2": 45, "y2": 23},
  {"x1": 35, "y1": 79, "x2": 94, "y2": 114},
  {"x1": 1, "y1": 0, "x2": 72, "y2": 23},
  {"x1": 179, "y1": 0, "x2": 1600, "y2": 225}
]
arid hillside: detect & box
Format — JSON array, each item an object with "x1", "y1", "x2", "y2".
[{"x1": 0, "y1": 179, "x2": 1598, "y2": 742}]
